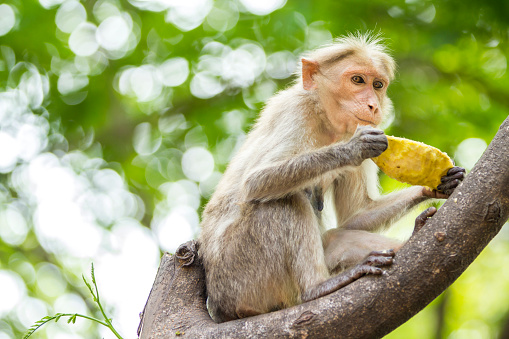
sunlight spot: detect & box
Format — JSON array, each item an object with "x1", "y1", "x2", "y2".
[
  {"x1": 158, "y1": 57, "x2": 189, "y2": 87},
  {"x1": 36, "y1": 263, "x2": 67, "y2": 298},
  {"x1": 221, "y1": 44, "x2": 265, "y2": 87},
  {"x1": 117, "y1": 65, "x2": 164, "y2": 102},
  {"x1": 161, "y1": 179, "x2": 201, "y2": 209},
  {"x1": 0, "y1": 132, "x2": 19, "y2": 173},
  {"x1": 51, "y1": 294, "x2": 90, "y2": 332},
  {"x1": 239, "y1": 0, "x2": 286, "y2": 15},
  {"x1": 93, "y1": 0, "x2": 122, "y2": 21},
  {"x1": 307, "y1": 21, "x2": 332, "y2": 49},
  {"x1": 95, "y1": 219, "x2": 159, "y2": 336},
  {"x1": 132, "y1": 66, "x2": 162, "y2": 101},
  {"x1": 153, "y1": 205, "x2": 199, "y2": 252},
  {"x1": 266, "y1": 51, "x2": 297, "y2": 79},
  {"x1": 388, "y1": 6, "x2": 404, "y2": 18},
  {"x1": 182, "y1": 147, "x2": 214, "y2": 182},
  {"x1": 39, "y1": 0, "x2": 65, "y2": 9},
  {"x1": 56, "y1": 1, "x2": 87, "y2": 33},
  {"x1": 74, "y1": 53, "x2": 109, "y2": 76},
  {"x1": 127, "y1": 0, "x2": 172, "y2": 12},
  {"x1": 35, "y1": 200, "x2": 104, "y2": 257},
  {"x1": 69, "y1": 22, "x2": 99, "y2": 57},
  {"x1": 15, "y1": 297, "x2": 48, "y2": 328},
  {"x1": 417, "y1": 4, "x2": 436, "y2": 23},
  {"x1": 96, "y1": 15, "x2": 130, "y2": 51},
  {"x1": 57, "y1": 72, "x2": 89, "y2": 95},
  {"x1": 0, "y1": 205, "x2": 28, "y2": 246},
  {"x1": 133, "y1": 122, "x2": 162, "y2": 155},
  {"x1": 199, "y1": 171, "x2": 222, "y2": 198},
  {"x1": 8, "y1": 62, "x2": 48, "y2": 109},
  {"x1": 0, "y1": 4, "x2": 16, "y2": 37},
  {"x1": 0, "y1": 270, "x2": 26, "y2": 317},
  {"x1": 455, "y1": 138, "x2": 487, "y2": 171},
  {"x1": 165, "y1": 0, "x2": 213, "y2": 32},
  {"x1": 482, "y1": 49, "x2": 507, "y2": 78},
  {"x1": 207, "y1": 1, "x2": 239, "y2": 32},
  {"x1": 190, "y1": 72, "x2": 225, "y2": 99}
]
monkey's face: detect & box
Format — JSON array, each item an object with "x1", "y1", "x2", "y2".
[{"x1": 314, "y1": 56, "x2": 391, "y2": 138}]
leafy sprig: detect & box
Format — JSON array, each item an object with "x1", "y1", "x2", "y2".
[{"x1": 23, "y1": 263, "x2": 124, "y2": 339}]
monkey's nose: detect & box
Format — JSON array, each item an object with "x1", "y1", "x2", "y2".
[{"x1": 368, "y1": 104, "x2": 378, "y2": 113}]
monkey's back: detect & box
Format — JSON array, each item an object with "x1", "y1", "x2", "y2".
[{"x1": 198, "y1": 86, "x2": 326, "y2": 322}]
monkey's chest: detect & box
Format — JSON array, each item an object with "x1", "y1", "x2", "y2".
[{"x1": 304, "y1": 186, "x2": 324, "y2": 218}]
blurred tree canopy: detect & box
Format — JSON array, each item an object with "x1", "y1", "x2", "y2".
[{"x1": 0, "y1": 0, "x2": 507, "y2": 338}]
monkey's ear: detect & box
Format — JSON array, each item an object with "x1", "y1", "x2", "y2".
[{"x1": 301, "y1": 58, "x2": 319, "y2": 91}]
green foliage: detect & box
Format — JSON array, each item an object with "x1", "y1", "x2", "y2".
[{"x1": 0, "y1": 0, "x2": 507, "y2": 338}]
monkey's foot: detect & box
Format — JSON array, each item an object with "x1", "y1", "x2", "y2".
[
  {"x1": 302, "y1": 250, "x2": 395, "y2": 302},
  {"x1": 350, "y1": 250, "x2": 395, "y2": 277},
  {"x1": 412, "y1": 207, "x2": 437, "y2": 236}
]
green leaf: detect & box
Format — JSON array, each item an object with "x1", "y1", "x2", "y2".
[
  {"x1": 67, "y1": 314, "x2": 77, "y2": 324},
  {"x1": 23, "y1": 315, "x2": 60, "y2": 339}
]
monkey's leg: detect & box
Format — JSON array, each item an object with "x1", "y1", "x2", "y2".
[
  {"x1": 301, "y1": 250, "x2": 395, "y2": 302},
  {"x1": 323, "y1": 229, "x2": 402, "y2": 274}
]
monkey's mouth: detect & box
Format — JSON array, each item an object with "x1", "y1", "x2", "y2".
[{"x1": 354, "y1": 116, "x2": 375, "y2": 126}]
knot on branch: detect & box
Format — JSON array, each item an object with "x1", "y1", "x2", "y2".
[
  {"x1": 292, "y1": 311, "x2": 316, "y2": 328},
  {"x1": 434, "y1": 231, "x2": 446, "y2": 242},
  {"x1": 485, "y1": 202, "x2": 502, "y2": 223},
  {"x1": 175, "y1": 240, "x2": 199, "y2": 267}
]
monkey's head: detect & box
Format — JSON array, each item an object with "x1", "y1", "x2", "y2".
[{"x1": 300, "y1": 34, "x2": 396, "y2": 139}]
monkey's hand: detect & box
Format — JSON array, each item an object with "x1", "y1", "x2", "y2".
[
  {"x1": 345, "y1": 126, "x2": 388, "y2": 166},
  {"x1": 422, "y1": 166, "x2": 466, "y2": 199}
]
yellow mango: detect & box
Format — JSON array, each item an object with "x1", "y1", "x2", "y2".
[{"x1": 372, "y1": 136, "x2": 454, "y2": 189}]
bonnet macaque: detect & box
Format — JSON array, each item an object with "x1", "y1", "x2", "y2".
[{"x1": 199, "y1": 34, "x2": 465, "y2": 323}]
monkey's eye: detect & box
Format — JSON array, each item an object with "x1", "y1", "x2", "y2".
[
  {"x1": 373, "y1": 81, "x2": 384, "y2": 89},
  {"x1": 351, "y1": 76, "x2": 365, "y2": 84}
]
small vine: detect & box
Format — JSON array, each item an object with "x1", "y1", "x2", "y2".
[{"x1": 23, "y1": 263, "x2": 124, "y2": 339}]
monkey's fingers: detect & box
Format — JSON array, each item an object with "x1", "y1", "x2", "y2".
[
  {"x1": 422, "y1": 187, "x2": 449, "y2": 199},
  {"x1": 413, "y1": 206, "x2": 437, "y2": 235},
  {"x1": 437, "y1": 179, "x2": 461, "y2": 195},
  {"x1": 441, "y1": 167, "x2": 465, "y2": 183},
  {"x1": 362, "y1": 254, "x2": 394, "y2": 267},
  {"x1": 359, "y1": 134, "x2": 388, "y2": 157},
  {"x1": 355, "y1": 125, "x2": 384, "y2": 135},
  {"x1": 349, "y1": 265, "x2": 383, "y2": 280},
  {"x1": 447, "y1": 166, "x2": 466, "y2": 176},
  {"x1": 364, "y1": 128, "x2": 384, "y2": 135},
  {"x1": 366, "y1": 249, "x2": 396, "y2": 258}
]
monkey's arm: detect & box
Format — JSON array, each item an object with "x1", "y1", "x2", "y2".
[
  {"x1": 243, "y1": 146, "x2": 351, "y2": 202},
  {"x1": 243, "y1": 127, "x2": 387, "y2": 202},
  {"x1": 339, "y1": 186, "x2": 428, "y2": 232},
  {"x1": 338, "y1": 167, "x2": 465, "y2": 232}
]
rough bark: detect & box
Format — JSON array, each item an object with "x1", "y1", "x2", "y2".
[{"x1": 138, "y1": 117, "x2": 509, "y2": 339}]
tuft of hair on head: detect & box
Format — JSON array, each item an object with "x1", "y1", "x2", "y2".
[{"x1": 299, "y1": 31, "x2": 396, "y2": 80}]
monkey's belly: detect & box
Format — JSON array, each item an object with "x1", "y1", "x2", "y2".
[{"x1": 203, "y1": 195, "x2": 320, "y2": 322}]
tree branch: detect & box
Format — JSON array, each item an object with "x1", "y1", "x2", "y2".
[{"x1": 138, "y1": 117, "x2": 509, "y2": 339}]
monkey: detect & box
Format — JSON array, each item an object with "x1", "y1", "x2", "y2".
[{"x1": 198, "y1": 33, "x2": 465, "y2": 323}]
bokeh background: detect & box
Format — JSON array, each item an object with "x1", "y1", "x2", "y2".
[{"x1": 0, "y1": 0, "x2": 507, "y2": 338}]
